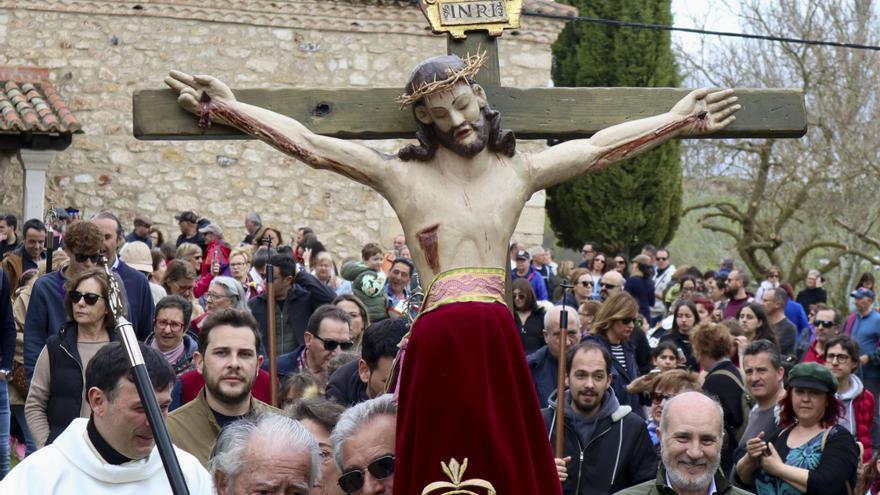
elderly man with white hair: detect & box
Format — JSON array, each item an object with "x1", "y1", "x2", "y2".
[
  {"x1": 527, "y1": 305, "x2": 581, "y2": 408},
  {"x1": 330, "y1": 394, "x2": 396, "y2": 494},
  {"x1": 614, "y1": 391, "x2": 752, "y2": 495},
  {"x1": 210, "y1": 411, "x2": 320, "y2": 495}
]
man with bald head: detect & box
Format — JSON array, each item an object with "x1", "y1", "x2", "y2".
[
  {"x1": 528, "y1": 305, "x2": 580, "y2": 408},
  {"x1": 615, "y1": 391, "x2": 752, "y2": 495},
  {"x1": 600, "y1": 271, "x2": 626, "y2": 302}
]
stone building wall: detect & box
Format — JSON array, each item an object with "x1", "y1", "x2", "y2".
[{"x1": 0, "y1": 1, "x2": 566, "y2": 257}]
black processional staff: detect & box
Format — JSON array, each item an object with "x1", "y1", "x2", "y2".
[
  {"x1": 555, "y1": 281, "x2": 574, "y2": 458},
  {"x1": 264, "y1": 237, "x2": 279, "y2": 408},
  {"x1": 44, "y1": 205, "x2": 57, "y2": 273},
  {"x1": 103, "y1": 257, "x2": 190, "y2": 495}
]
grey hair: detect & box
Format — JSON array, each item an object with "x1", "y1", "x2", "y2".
[
  {"x1": 210, "y1": 276, "x2": 248, "y2": 311},
  {"x1": 543, "y1": 305, "x2": 581, "y2": 332},
  {"x1": 330, "y1": 394, "x2": 397, "y2": 472},
  {"x1": 660, "y1": 391, "x2": 725, "y2": 441},
  {"x1": 770, "y1": 287, "x2": 788, "y2": 304},
  {"x1": 808, "y1": 269, "x2": 820, "y2": 278},
  {"x1": 209, "y1": 412, "x2": 320, "y2": 489},
  {"x1": 245, "y1": 212, "x2": 262, "y2": 226}
]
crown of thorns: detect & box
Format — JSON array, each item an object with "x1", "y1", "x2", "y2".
[{"x1": 396, "y1": 51, "x2": 487, "y2": 109}]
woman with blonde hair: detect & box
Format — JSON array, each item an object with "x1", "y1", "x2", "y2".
[
  {"x1": 313, "y1": 250, "x2": 352, "y2": 296},
  {"x1": 174, "y1": 242, "x2": 203, "y2": 273},
  {"x1": 585, "y1": 291, "x2": 643, "y2": 413}
]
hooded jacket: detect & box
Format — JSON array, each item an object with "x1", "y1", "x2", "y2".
[
  {"x1": 837, "y1": 374, "x2": 875, "y2": 462},
  {"x1": 248, "y1": 270, "x2": 336, "y2": 354},
  {"x1": 341, "y1": 261, "x2": 388, "y2": 322},
  {"x1": 542, "y1": 389, "x2": 656, "y2": 495},
  {"x1": 0, "y1": 417, "x2": 213, "y2": 494}
]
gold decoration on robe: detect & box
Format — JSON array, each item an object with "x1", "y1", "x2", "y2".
[{"x1": 422, "y1": 458, "x2": 497, "y2": 495}]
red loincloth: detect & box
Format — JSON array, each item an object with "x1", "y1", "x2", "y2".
[{"x1": 395, "y1": 300, "x2": 562, "y2": 494}]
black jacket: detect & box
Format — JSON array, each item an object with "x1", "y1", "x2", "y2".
[
  {"x1": 325, "y1": 359, "x2": 369, "y2": 407},
  {"x1": 527, "y1": 346, "x2": 559, "y2": 409},
  {"x1": 658, "y1": 331, "x2": 698, "y2": 372},
  {"x1": 542, "y1": 392, "x2": 657, "y2": 494},
  {"x1": 515, "y1": 308, "x2": 546, "y2": 355},
  {"x1": 248, "y1": 271, "x2": 336, "y2": 354},
  {"x1": 46, "y1": 321, "x2": 117, "y2": 444}
]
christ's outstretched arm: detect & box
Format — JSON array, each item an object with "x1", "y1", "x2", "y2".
[
  {"x1": 527, "y1": 88, "x2": 740, "y2": 193},
  {"x1": 165, "y1": 71, "x2": 399, "y2": 192}
]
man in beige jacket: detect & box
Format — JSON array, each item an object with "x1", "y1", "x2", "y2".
[{"x1": 165, "y1": 308, "x2": 278, "y2": 467}]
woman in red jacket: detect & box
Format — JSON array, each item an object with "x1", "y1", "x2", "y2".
[{"x1": 825, "y1": 334, "x2": 875, "y2": 461}]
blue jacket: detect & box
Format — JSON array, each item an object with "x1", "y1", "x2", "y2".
[
  {"x1": 512, "y1": 264, "x2": 548, "y2": 301},
  {"x1": 273, "y1": 345, "x2": 305, "y2": 381},
  {"x1": 0, "y1": 269, "x2": 15, "y2": 370},
  {"x1": 527, "y1": 345, "x2": 558, "y2": 408},
  {"x1": 24, "y1": 264, "x2": 154, "y2": 380},
  {"x1": 784, "y1": 298, "x2": 811, "y2": 346}
]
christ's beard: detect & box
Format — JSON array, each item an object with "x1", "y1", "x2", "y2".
[{"x1": 434, "y1": 113, "x2": 490, "y2": 158}]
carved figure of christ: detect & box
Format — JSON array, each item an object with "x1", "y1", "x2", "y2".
[{"x1": 165, "y1": 66, "x2": 739, "y2": 282}]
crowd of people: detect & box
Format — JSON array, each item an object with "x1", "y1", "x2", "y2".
[{"x1": 0, "y1": 209, "x2": 879, "y2": 494}]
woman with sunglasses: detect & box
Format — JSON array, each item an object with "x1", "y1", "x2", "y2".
[
  {"x1": 645, "y1": 369, "x2": 701, "y2": 455},
  {"x1": 512, "y1": 279, "x2": 545, "y2": 355},
  {"x1": 24, "y1": 268, "x2": 116, "y2": 449},
  {"x1": 585, "y1": 291, "x2": 644, "y2": 414},
  {"x1": 588, "y1": 252, "x2": 608, "y2": 299}
]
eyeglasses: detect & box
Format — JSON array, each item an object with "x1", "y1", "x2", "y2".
[
  {"x1": 618, "y1": 318, "x2": 636, "y2": 325},
  {"x1": 651, "y1": 392, "x2": 673, "y2": 403},
  {"x1": 338, "y1": 455, "x2": 395, "y2": 493},
  {"x1": 155, "y1": 318, "x2": 184, "y2": 331},
  {"x1": 314, "y1": 335, "x2": 354, "y2": 352},
  {"x1": 70, "y1": 291, "x2": 103, "y2": 305},
  {"x1": 581, "y1": 249, "x2": 593, "y2": 255},
  {"x1": 601, "y1": 283, "x2": 619, "y2": 289},
  {"x1": 815, "y1": 320, "x2": 835, "y2": 328},
  {"x1": 826, "y1": 353, "x2": 851, "y2": 363},
  {"x1": 513, "y1": 293, "x2": 526, "y2": 300},
  {"x1": 74, "y1": 253, "x2": 103, "y2": 264},
  {"x1": 768, "y1": 273, "x2": 780, "y2": 278},
  {"x1": 579, "y1": 281, "x2": 593, "y2": 288},
  {"x1": 615, "y1": 259, "x2": 626, "y2": 265},
  {"x1": 656, "y1": 257, "x2": 668, "y2": 261},
  {"x1": 205, "y1": 291, "x2": 233, "y2": 301}
]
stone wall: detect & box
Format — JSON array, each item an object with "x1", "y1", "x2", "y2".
[{"x1": 0, "y1": 1, "x2": 566, "y2": 257}]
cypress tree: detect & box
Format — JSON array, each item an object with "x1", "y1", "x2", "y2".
[{"x1": 546, "y1": 0, "x2": 682, "y2": 257}]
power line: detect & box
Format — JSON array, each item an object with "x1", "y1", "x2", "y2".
[{"x1": 524, "y1": 11, "x2": 880, "y2": 52}]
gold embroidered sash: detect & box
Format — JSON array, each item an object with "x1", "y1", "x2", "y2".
[{"x1": 420, "y1": 267, "x2": 506, "y2": 315}]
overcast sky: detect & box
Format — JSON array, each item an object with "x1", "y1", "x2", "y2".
[{"x1": 670, "y1": 0, "x2": 741, "y2": 52}]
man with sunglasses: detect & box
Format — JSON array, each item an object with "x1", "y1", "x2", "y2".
[
  {"x1": 598, "y1": 271, "x2": 626, "y2": 302},
  {"x1": 166, "y1": 308, "x2": 279, "y2": 467},
  {"x1": 23, "y1": 221, "x2": 105, "y2": 380},
  {"x1": 276, "y1": 304, "x2": 352, "y2": 382},
  {"x1": 802, "y1": 306, "x2": 841, "y2": 365},
  {"x1": 331, "y1": 394, "x2": 396, "y2": 494},
  {"x1": 650, "y1": 248, "x2": 675, "y2": 325}
]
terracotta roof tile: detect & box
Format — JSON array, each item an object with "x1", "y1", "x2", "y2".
[
  {"x1": 523, "y1": 0, "x2": 578, "y2": 17},
  {"x1": 0, "y1": 68, "x2": 81, "y2": 135}
]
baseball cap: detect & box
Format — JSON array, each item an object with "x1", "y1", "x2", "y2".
[
  {"x1": 514, "y1": 250, "x2": 530, "y2": 261},
  {"x1": 134, "y1": 214, "x2": 153, "y2": 227},
  {"x1": 851, "y1": 288, "x2": 876, "y2": 300},
  {"x1": 198, "y1": 223, "x2": 223, "y2": 236}
]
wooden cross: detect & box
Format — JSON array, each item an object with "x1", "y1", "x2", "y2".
[{"x1": 132, "y1": 3, "x2": 806, "y2": 142}]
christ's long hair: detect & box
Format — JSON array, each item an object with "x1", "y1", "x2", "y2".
[{"x1": 398, "y1": 104, "x2": 515, "y2": 162}]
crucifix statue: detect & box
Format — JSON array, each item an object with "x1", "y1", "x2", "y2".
[{"x1": 140, "y1": 1, "x2": 805, "y2": 492}]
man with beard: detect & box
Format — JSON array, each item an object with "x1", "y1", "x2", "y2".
[
  {"x1": 544, "y1": 341, "x2": 656, "y2": 494},
  {"x1": 167, "y1": 54, "x2": 739, "y2": 494},
  {"x1": 615, "y1": 391, "x2": 752, "y2": 495},
  {"x1": 721, "y1": 270, "x2": 752, "y2": 320},
  {"x1": 165, "y1": 308, "x2": 279, "y2": 467}
]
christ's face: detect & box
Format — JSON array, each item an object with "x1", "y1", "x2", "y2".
[{"x1": 416, "y1": 83, "x2": 490, "y2": 158}]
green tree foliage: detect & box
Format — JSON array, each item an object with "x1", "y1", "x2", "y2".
[{"x1": 547, "y1": 0, "x2": 682, "y2": 256}]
